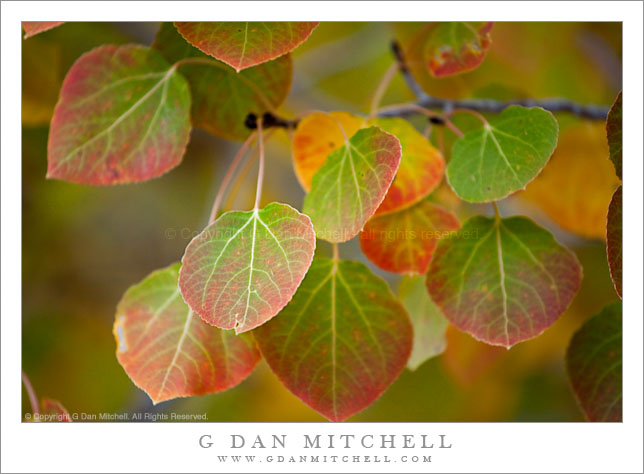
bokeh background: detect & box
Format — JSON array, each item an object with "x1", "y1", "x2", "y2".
[{"x1": 22, "y1": 22, "x2": 621, "y2": 421}]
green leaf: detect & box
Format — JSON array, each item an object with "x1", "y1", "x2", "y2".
[
  {"x1": 47, "y1": 44, "x2": 191, "y2": 185},
  {"x1": 399, "y1": 275, "x2": 449, "y2": 371},
  {"x1": 303, "y1": 126, "x2": 402, "y2": 243},
  {"x1": 113, "y1": 263, "x2": 260, "y2": 404},
  {"x1": 359, "y1": 200, "x2": 460, "y2": 275},
  {"x1": 153, "y1": 22, "x2": 292, "y2": 141},
  {"x1": 606, "y1": 185, "x2": 622, "y2": 299},
  {"x1": 566, "y1": 301, "x2": 622, "y2": 422},
  {"x1": 174, "y1": 22, "x2": 318, "y2": 71},
  {"x1": 447, "y1": 106, "x2": 559, "y2": 203},
  {"x1": 179, "y1": 203, "x2": 316, "y2": 333},
  {"x1": 423, "y1": 22, "x2": 493, "y2": 77},
  {"x1": 606, "y1": 91, "x2": 622, "y2": 179},
  {"x1": 368, "y1": 117, "x2": 445, "y2": 215},
  {"x1": 253, "y1": 257, "x2": 412, "y2": 422},
  {"x1": 426, "y1": 215, "x2": 582, "y2": 348}
]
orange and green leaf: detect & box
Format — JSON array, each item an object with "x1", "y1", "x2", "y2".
[
  {"x1": 174, "y1": 22, "x2": 318, "y2": 72},
  {"x1": 254, "y1": 257, "x2": 412, "y2": 421},
  {"x1": 303, "y1": 127, "x2": 401, "y2": 243},
  {"x1": 114, "y1": 263, "x2": 260, "y2": 404},
  {"x1": 360, "y1": 200, "x2": 460, "y2": 275},
  {"x1": 47, "y1": 44, "x2": 191, "y2": 185}
]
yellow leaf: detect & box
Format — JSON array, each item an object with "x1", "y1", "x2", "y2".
[{"x1": 520, "y1": 123, "x2": 620, "y2": 239}]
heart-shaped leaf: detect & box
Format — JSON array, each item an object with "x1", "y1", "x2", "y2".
[
  {"x1": 399, "y1": 275, "x2": 449, "y2": 371},
  {"x1": 41, "y1": 398, "x2": 72, "y2": 422},
  {"x1": 179, "y1": 203, "x2": 316, "y2": 333},
  {"x1": 47, "y1": 44, "x2": 191, "y2": 185},
  {"x1": 293, "y1": 114, "x2": 444, "y2": 215},
  {"x1": 253, "y1": 257, "x2": 412, "y2": 422},
  {"x1": 426, "y1": 215, "x2": 582, "y2": 348},
  {"x1": 174, "y1": 22, "x2": 318, "y2": 72},
  {"x1": 360, "y1": 200, "x2": 460, "y2": 275},
  {"x1": 606, "y1": 91, "x2": 622, "y2": 179},
  {"x1": 114, "y1": 263, "x2": 260, "y2": 404},
  {"x1": 566, "y1": 301, "x2": 622, "y2": 422},
  {"x1": 23, "y1": 22, "x2": 64, "y2": 39},
  {"x1": 303, "y1": 126, "x2": 402, "y2": 243},
  {"x1": 447, "y1": 106, "x2": 558, "y2": 203},
  {"x1": 423, "y1": 22, "x2": 493, "y2": 77},
  {"x1": 369, "y1": 117, "x2": 445, "y2": 215},
  {"x1": 606, "y1": 186, "x2": 622, "y2": 299},
  {"x1": 154, "y1": 22, "x2": 292, "y2": 141},
  {"x1": 520, "y1": 123, "x2": 619, "y2": 239},
  {"x1": 292, "y1": 112, "x2": 364, "y2": 191}
]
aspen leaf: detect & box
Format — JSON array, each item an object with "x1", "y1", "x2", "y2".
[
  {"x1": 47, "y1": 44, "x2": 191, "y2": 185},
  {"x1": 447, "y1": 106, "x2": 558, "y2": 203},
  {"x1": 22, "y1": 22, "x2": 64, "y2": 39},
  {"x1": 253, "y1": 257, "x2": 413, "y2": 422},
  {"x1": 292, "y1": 112, "x2": 364, "y2": 191},
  {"x1": 303, "y1": 127, "x2": 402, "y2": 243},
  {"x1": 293, "y1": 114, "x2": 444, "y2": 215},
  {"x1": 399, "y1": 275, "x2": 449, "y2": 371},
  {"x1": 426, "y1": 215, "x2": 582, "y2": 348},
  {"x1": 360, "y1": 200, "x2": 460, "y2": 275},
  {"x1": 154, "y1": 22, "x2": 292, "y2": 141},
  {"x1": 520, "y1": 123, "x2": 620, "y2": 239},
  {"x1": 41, "y1": 398, "x2": 72, "y2": 422},
  {"x1": 606, "y1": 91, "x2": 622, "y2": 179},
  {"x1": 174, "y1": 22, "x2": 318, "y2": 72},
  {"x1": 423, "y1": 22, "x2": 493, "y2": 77},
  {"x1": 369, "y1": 118, "x2": 445, "y2": 215},
  {"x1": 114, "y1": 263, "x2": 260, "y2": 404},
  {"x1": 606, "y1": 186, "x2": 622, "y2": 299},
  {"x1": 179, "y1": 203, "x2": 316, "y2": 333},
  {"x1": 566, "y1": 301, "x2": 622, "y2": 422}
]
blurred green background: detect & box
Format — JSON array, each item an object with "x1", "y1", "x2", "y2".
[{"x1": 22, "y1": 22, "x2": 621, "y2": 421}]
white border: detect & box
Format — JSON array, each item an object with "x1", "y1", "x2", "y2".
[{"x1": 2, "y1": 2, "x2": 642, "y2": 473}]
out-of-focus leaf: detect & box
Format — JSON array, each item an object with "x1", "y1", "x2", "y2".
[
  {"x1": 360, "y1": 200, "x2": 460, "y2": 275},
  {"x1": 606, "y1": 186, "x2": 622, "y2": 298},
  {"x1": 114, "y1": 263, "x2": 260, "y2": 404},
  {"x1": 174, "y1": 22, "x2": 318, "y2": 71},
  {"x1": 292, "y1": 112, "x2": 364, "y2": 191},
  {"x1": 520, "y1": 123, "x2": 620, "y2": 239},
  {"x1": 47, "y1": 44, "x2": 191, "y2": 185},
  {"x1": 254, "y1": 257, "x2": 412, "y2": 421},
  {"x1": 606, "y1": 91, "x2": 622, "y2": 179},
  {"x1": 154, "y1": 22, "x2": 292, "y2": 141},
  {"x1": 179, "y1": 203, "x2": 316, "y2": 333},
  {"x1": 369, "y1": 117, "x2": 445, "y2": 215},
  {"x1": 566, "y1": 301, "x2": 622, "y2": 421},
  {"x1": 447, "y1": 106, "x2": 559, "y2": 203},
  {"x1": 303, "y1": 127, "x2": 401, "y2": 243},
  {"x1": 41, "y1": 398, "x2": 72, "y2": 422},
  {"x1": 426, "y1": 215, "x2": 582, "y2": 348},
  {"x1": 22, "y1": 22, "x2": 64, "y2": 39},
  {"x1": 423, "y1": 22, "x2": 493, "y2": 77},
  {"x1": 399, "y1": 275, "x2": 449, "y2": 370}
]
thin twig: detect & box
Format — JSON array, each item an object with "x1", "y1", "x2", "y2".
[
  {"x1": 253, "y1": 117, "x2": 265, "y2": 210},
  {"x1": 209, "y1": 132, "x2": 256, "y2": 223},
  {"x1": 22, "y1": 371, "x2": 40, "y2": 416},
  {"x1": 369, "y1": 62, "x2": 400, "y2": 118}
]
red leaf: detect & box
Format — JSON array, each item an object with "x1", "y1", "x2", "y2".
[
  {"x1": 175, "y1": 22, "x2": 318, "y2": 72},
  {"x1": 22, "y1": 22, "x2": 64, "y2": 39},
  {"x1": 606, "y1": 186, "x2": 622, "y2": 299}
]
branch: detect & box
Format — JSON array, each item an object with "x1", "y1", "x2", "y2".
[{"x1": 389, "y1": 40, "x2": 610, "y2": 121}]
